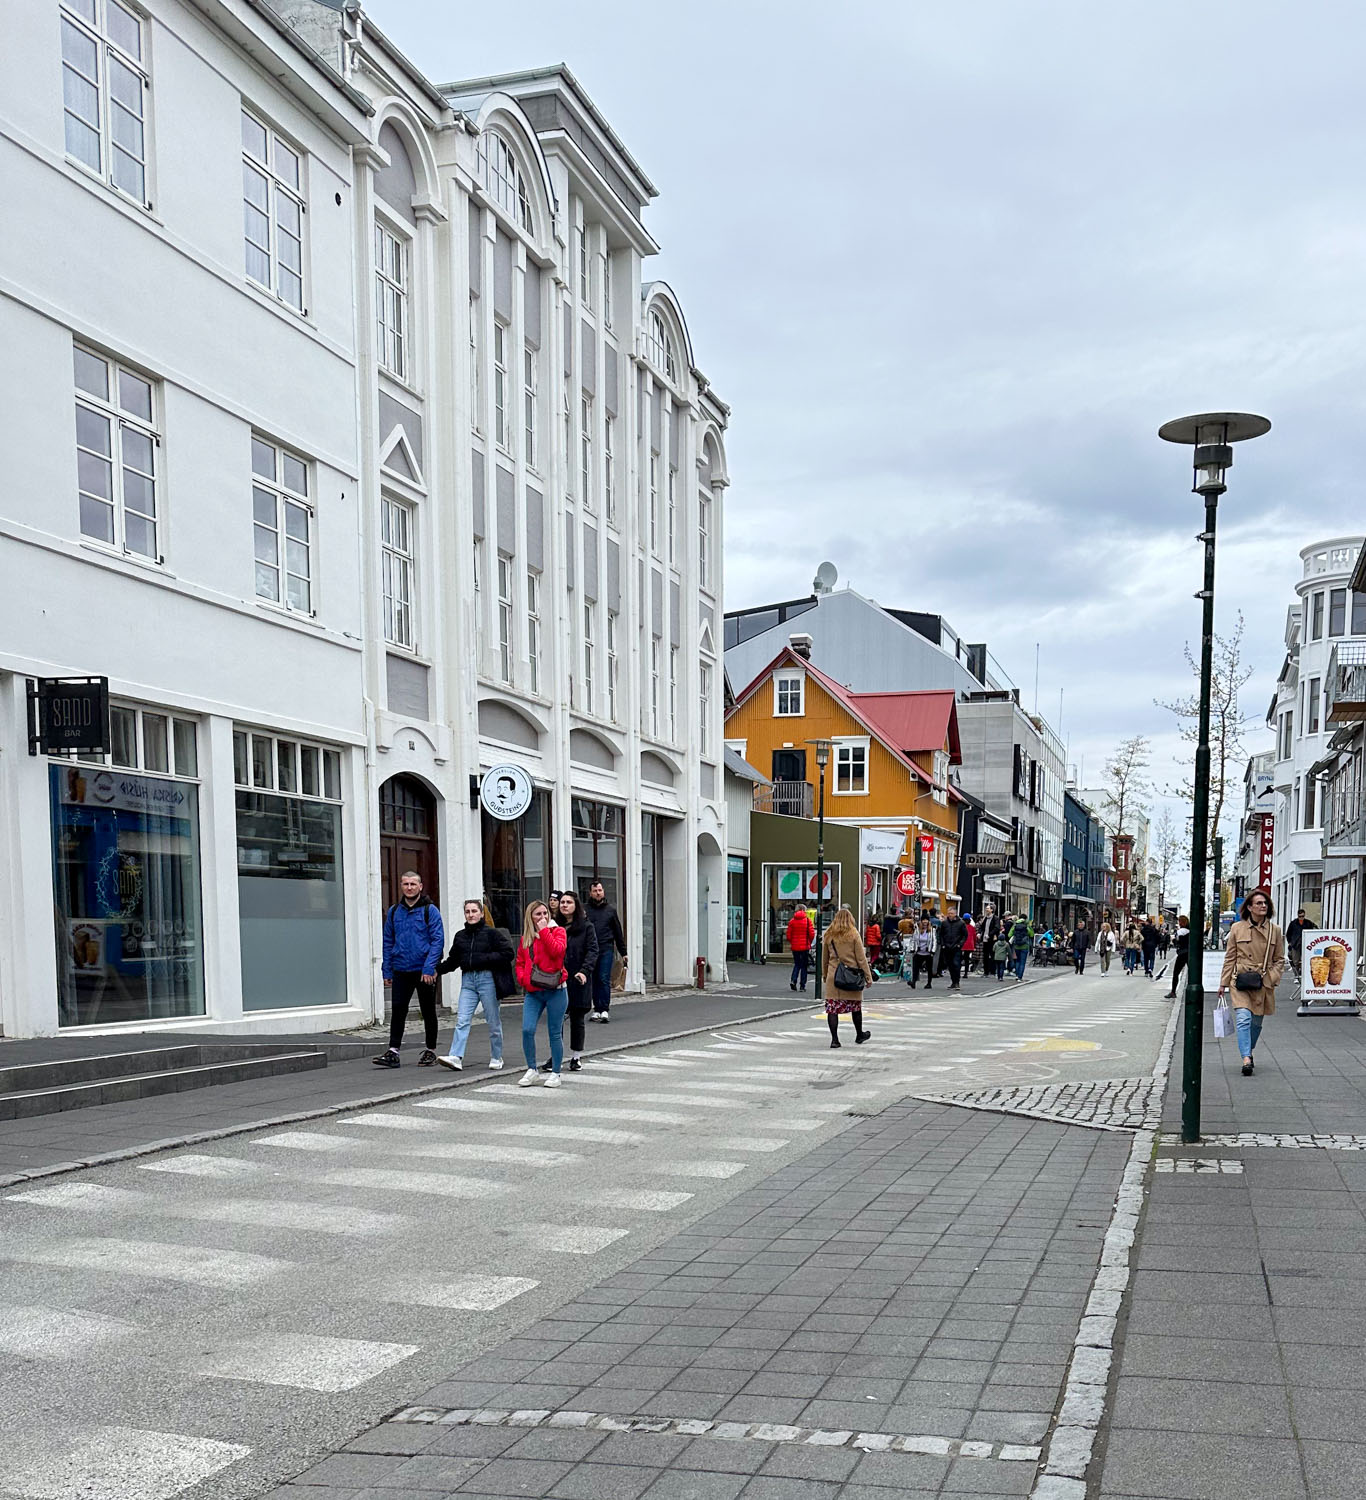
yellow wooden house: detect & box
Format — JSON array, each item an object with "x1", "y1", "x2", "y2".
[{"x1": 725, "y1": 645, "x2": 964, "y2": 917}]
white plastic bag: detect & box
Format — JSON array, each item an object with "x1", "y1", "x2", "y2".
[{"x1": 1213, "y1": 998, "x2": 1233, "y2": 1039}]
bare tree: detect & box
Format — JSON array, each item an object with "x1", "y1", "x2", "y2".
[
  {"x1": 1099, "y1": 735, "x2": 1151, "y2": 836},
  {"x1": 1156, "y1": 612, "x2": 1254, "y2": 845},
  {"x1": 1151, "y1": 805, "x2": 1186, "y2": 912}
]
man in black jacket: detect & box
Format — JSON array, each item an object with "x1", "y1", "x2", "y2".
[
  {"x1": 939, "y1": 905, "x2": 968, "y2": 992},
  {"x1": 585, "y1": 880, "x2": 628, "y2": 1022}
]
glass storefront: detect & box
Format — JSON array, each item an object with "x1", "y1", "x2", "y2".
[
  {"x1": 234, "y1": 728, "x2": 346, "y2": 1010},
  {"x1": 764, "y1": 863, "x2": 841, "y2": 955},
  {"x1": 50, "y1": 761, "x2": 205, "y2": 1026},
  {"x1": 482, "y1": 787, "x2": 550, "y2": 933},
  {"x1": 727, "y1": 855, "x2": 747, "y2": 960},
  {"x1": 571, "y1": 798, "x2": 624, "y2": 915},
  {"x1": 641, "y1": 812, "x2": 661, "y2": 984}
]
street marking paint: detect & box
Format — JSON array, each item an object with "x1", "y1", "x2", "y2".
[
  {"x1": 11, "y1": 1238, "x2": 288, "y2": 1288},
  {"x1": 522, "y1": 1224, "x2": 629, "y2": 1254},
  {"x1": 323, "y1": 1167, "x2": 508, "y2": 1198},
  {"x1": 657, "y1": 1160, "x2": 747, "y2": 1178},
  {"x1": 397, "y1": 1141, "x2": 582, "y2": 1167},
  {"x1": 727, "y1": 1137, "x2": 791, "y2": 1152},
  {"x1": 4, "y1": 1426, "x2": 249, "y2": 1500},
  {"x1": 136, "y1": 1154, "x2": 263, "y2": 1180},
  {"x1": 198, "y1": 1333, "x2": 417, "y2": 1392},
  {"x1": 498, "y1": 1123, "x2": 645, "y2": 1145},
  {"x1": 253, "y1": 1131, "x2": 367, "y2": 1152},
  {"x1": 0, "y1": 1304, "x2": 136, "y2": 1360},
  {"x1": 395, "y1": 1274, "x2": 541, "y2": 1310},
  {"x1": 335, "y1": 1112, "x2": 444, "y2": 1130},
  {"x1": 414, "y1": 1097, "x2": 518, "y2": 1113},
  {"x1": 597, "y1": 1189, "x2": 694, "y2": 1212}
]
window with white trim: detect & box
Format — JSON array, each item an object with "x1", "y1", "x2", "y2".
[
  {"x1": 604, "y1": 414, "x2": 616, "y2": 523},
  {"x1": 374, "y1": 221, "x2": 407, "y2": 379},
  {"x1": 583, "y1": 603, "x2": 596, "y2": 714},
  {"x1": 523, "y1": 346, "x2": 538, "y2": 469},
  {"x1": 774, "y1": 672, "x2": 803, "y2": 717},
  {"x1": 668, "y1": 645, "x2": 678, "y2": 740},
  {"x1": 242, "y1": 108, "x2": 304, "y2": 312},
  {"x1": 650, "y1": 640, "x2": 661, "y2": 737},
  {"x1": 577, "y1": 225, "x2": 590, "y2": 307},
  {"x1": 699, "y1": 493, "x2": 711, "y2": 589},
  {"x1": 251, "y1": 435, "x2": 311, "y2": 612},
  {"x1": 667, "y1": 466, "x2": 676, "y2": 564},
  {"x1": 497, "y1": 555, "x2": 513, "y2": 683},
  {"x1": 493, "y1": 321, "x2": 510, "y2": 452},
  {"x1": 648, "y1": 454, "x2": 659, "y2": 551},
  {"x1": 469, "y1": 295, "x2": 482, "y2": 432},
  {"x1": 232, "y1": 728, "x2": 340, "y2": 800},
  {"x1": 74, "y1": 344, "x2": 159, "y2": 559},
  {"x1": 602, "y1": 251, "x2": 614, "y2": 330},
  {"x1": 834, "y1": 741, "x2": 868, "y2": 795},
  {"x1": 527, "y1": 569, "x2": 541, "y2": 695},
  {"x1": 60, "y1": 0, "x2": 148, "y2": 204},
  {"x1": 74, "y1": 702, "x2": 198, "y2": 777},
  {"x1": 477, "y1": 130, "x2": 532, "y2": 232},
  {"x1": 607, "y1": 612, "x2": 618, "y2": 722},
  {"x1": 580, "y1": 394, "x2": 593, "y2": 509},
  {"x1": 645, "y1": 310, "x2": 677, "y2": 381},
  {"x1": 381, "y1": 496, "x2": 415, "y2": 649},
  {"x1": 933, "y1": 749, "x2": 949, "y2": 805},
  {"x1": 700, "y1": 660, "x2": 713, "y2": 742},
  {"x1": 562, "y1": 375, "x2": 573, "y2": 492}
]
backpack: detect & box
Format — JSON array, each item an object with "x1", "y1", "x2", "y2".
[{"x1": 1010, "y1": 920, "x2": 1031, "y2": 950}]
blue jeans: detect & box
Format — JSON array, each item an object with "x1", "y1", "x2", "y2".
[
  {"x1": 1235, "y1": 1007, "x2": 1264, "y2": 1058},
  {"x1": 449, "y1": 970, "x2": 502, "y2": 1062},
  {"x1": 790, "y1": 949, "x2": 811, "y2": 989},
  {"x1": 1013, "y1": 949, "x2": 1029, "y2": 980},
  {"x1": 591, "y1": 948, "x2": 616, "y2": 1013},
  {"x1": 523, "y1": 986, "x2": 568, "y2": 1072}
]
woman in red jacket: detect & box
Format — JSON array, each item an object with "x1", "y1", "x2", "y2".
[{"x1": 515, "y1": 899, "x2": 569, "y2": 1088}]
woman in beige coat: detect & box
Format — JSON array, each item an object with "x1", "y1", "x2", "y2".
[
  {"x1": 822, "y1": 906, "x2": 874, "y2": 1048},
  {"x1": 1217, "y1": 887, "x2": 1285, "y2": 1076}
]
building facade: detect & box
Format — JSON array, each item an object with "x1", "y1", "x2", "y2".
[{"x1": 0, "y1": 1, "x2": 729, "y2": 1037}]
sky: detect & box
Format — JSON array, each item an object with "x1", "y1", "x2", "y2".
[{"x1": 377, "y1": 0, "x2": 1366, "y2": 859}]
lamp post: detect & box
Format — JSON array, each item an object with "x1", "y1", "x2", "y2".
[
  {"x1": 808, "y1": 739, "x2": 832, "y2": 1001},
  {"x1": 1159, "y1": 412, "x2": 1270, "y2": 1143}
]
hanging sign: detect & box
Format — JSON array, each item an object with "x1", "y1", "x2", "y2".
[
  {"x1": 919, "y1": 834, "x2": 935, "y2": 854},
  {"x1": 1258, "y1": 814, "x2": 1274, "y2": 889},
  {"x1": 863, "y1": 871, "x2": 875, "y2": 895},
  {"x1": 480, "y1": 763, "x2": 534, "y2": 821},
  {"x1": 27, "y1": 677, "x2": 110, "y2": 756},
  {"x1": 896, "y1": 868, "x2": 919, "y2": 897}
]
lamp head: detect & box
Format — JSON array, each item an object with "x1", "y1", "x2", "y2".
[
  {"x1": 1158, "y1": 412, "x2": 1270, "y2": 499},
  {"x1": 808, "y1": 737, "x2": 832, "y2": 769}
]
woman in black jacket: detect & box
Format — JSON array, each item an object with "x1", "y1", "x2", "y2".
[
  {"x1": 543, "y1": 890, "x2": 598, "y2": 1073},
  {"x1": 437, "y1": 900, "x2": 515, "y2": 1071}
]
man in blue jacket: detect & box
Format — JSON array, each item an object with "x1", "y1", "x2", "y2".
[{"x1": 374, "y1": 871, "x2": 445, "y2": 1067}]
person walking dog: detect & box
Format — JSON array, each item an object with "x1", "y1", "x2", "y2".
[
  {"x1": 1217, "y1": 887, "x2": 1285, "y2": 1076},
  {"x1": 585, "y1": 879, "x2": 626, "y2": 1022},
  {"x1": 374, "y1": 872, "x2": 444, "y2": 1068},
  {"x1": 516, "y1": 900, "x2": 569, "y2": 1087},
  {"x1": 821, "y1": 906, "x2": 873, "y2": 1048},
  {"x1": 437, "y1": 900, "x2": 514, "y2": 1071}
]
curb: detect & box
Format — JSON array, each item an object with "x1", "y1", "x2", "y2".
[{"x1": 0, "y1": 1001, "x2": 816, "y2": 1190}]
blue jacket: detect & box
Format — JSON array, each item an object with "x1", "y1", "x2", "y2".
[{"x1": 383, "y1": 896, "x2": 444, "y2": 978}]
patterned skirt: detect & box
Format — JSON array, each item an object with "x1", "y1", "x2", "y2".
[{"x1": 824, "y1": 994, "x2": 860, "y2": 1015}]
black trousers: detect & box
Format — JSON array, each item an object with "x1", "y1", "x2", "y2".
[
  {"x1": 941, "y1": 947, "x2": 963, "y2": 986},
  {"x1": 1169, "y1": 947, "x2": 1188, "y2": 993},
  {"x1": 911, "y1": 954, "x2": 935, "y2": 987},
  {"x1": 389, "y1": 971, "x2": 438, "y2": 1050},
  {"x1": 568, "y1": 1007, "x2": 587, "y2": 1053}
]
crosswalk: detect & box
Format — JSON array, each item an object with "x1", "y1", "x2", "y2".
[{"x1": 0, "y1": 980, "x2": 1170, "y2": 1499}]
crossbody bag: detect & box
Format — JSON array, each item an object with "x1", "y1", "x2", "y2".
[{"x1": 1235, "y1": 923, "x2": 1273, "y2": 992}]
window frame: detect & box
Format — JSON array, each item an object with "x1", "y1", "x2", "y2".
[
  {"x1": 650, "y1": 639, "x2": 661, "y2": 737},
  {"x1": 1311, "y1": 590, "x2": 1325, "y2": 640},
  {"x1": 607, "y1": 611, "x2": 618, "y2": 722},
  {"x1": 232, "y1": 726, "x2": 341, "y2": 802},
  {"x1": 583, "y1": 601, "x2": 596, "y2": 715},
  {"x1": 700, "y1": 659, "x2": 713, "y2": 742},
  {"x1": 477, "y1": 130, "x2": 533, "y2": 233},
  {"x1": 1329, "y1": 587, "x2": 1347, "y2": 637},
  {"x1": 381, "y1": 495, "x2": 416, "y2": 650},
  {"x1": 698, "y1": 492, "x2": 711, "y2": 589},
  {"x1": 832, "y1": 737, "x2": 870, "y2": 796},
  {"x1": 73, "y1": 342, "x2": 160, "y2": 562},
  {"x1": 668, "y1": 644, "x2": 678, "y2": 740},
  {"x1": 774, "y1": 671, "x2": 804, "y2": 718},
  {"x1": 469, "y1": 294, "x2": 482, "y2": 434},
  {"x1": 580, "y1": 393, "x2": 593, "y2": 510},
  {"x1": 241, "y1": 105, "x2": 306, "y2": 314},
  {"x1": 527, "y1": 569, "x2": 542, "y2": 696},
  {"x1": 492, "y1": 320, "x2": 511, "y2": 453},
  {"x1": 666, "y1": 466, "x2": 676, "y2": 565},
  {"x1": 648, "y1": 454, "x2": 659, "y2": 552},
  {"x1": 374, "y1": 218, "x2": 408, "y2": 381},
  {"x1": 523, "y1": 344, "x2": 538, "y2": 471},
  {"x1": 1309, "y1": 676, "x2": 1322, "y2": 735},
  {"x1": 60, "y1": 0, "x2": 150, "y2": 207},
  {"x1": 496, "y1": 554, "x2": 514, "y2": 684},
  {"x1": 577, "y1": 224, "x2": 591, "y2": 307},
  {"x1": 72, "y1": 701, "x2": 198, "y2": 779},
  {"x1": 251, "y1": 433, "x2": 313, "y2": 615},
  {"x1": 604, "y1": 413, "x2": 616, "y2": 524},
  {"x1": 645, "y1": 309, "x2": 677, "y2": 382}
]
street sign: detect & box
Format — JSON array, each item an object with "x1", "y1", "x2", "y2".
[
  {"x1": 895, "y1": 868, "x2": 919, "y2": 897},
  {"x1": 27, "y1": 677, "x2": 110, "y2": 756},
  {"x1": 919, "y1": 834, "x2": 935, "y2": 854},
  {"x1": 964, "y1": 853, "x2": 1008, "y2": 869}
]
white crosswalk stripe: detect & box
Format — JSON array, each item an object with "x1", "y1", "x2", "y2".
[
  {"x1": 197, "y1": 1332, "x2": 418, "y2": 1392},
  {"x1": 3, "y1": 1426, "x2": 250, "y2": 1500}
]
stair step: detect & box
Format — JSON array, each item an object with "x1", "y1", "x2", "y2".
[
  {"x1": 0, "y1": 1050, "x2": 328, "y2": 1119},
  {"x1": 0, "y1": 1044, "x2": 315, "y2": 1096}
]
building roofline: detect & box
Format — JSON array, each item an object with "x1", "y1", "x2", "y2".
[
  {"x1": 349, "y1": 6, "x2": 455, "y2": 121},
  {"x1": 233, "y1": 0, "x2": 374, "y2": 121}
]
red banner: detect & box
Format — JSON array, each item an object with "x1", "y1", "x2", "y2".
[{"x1": 1259, "y1": 814, "x2": 1274, "y2": 889}]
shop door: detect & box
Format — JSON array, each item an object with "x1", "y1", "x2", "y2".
[
  {"x1": 641, "y1": 813, "x2": 661, "y2": 984},
  {"x1": 379, "y1": 775, "x2": 439, "y2": 912}
]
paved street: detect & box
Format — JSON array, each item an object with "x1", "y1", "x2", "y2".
[{"x1": 0, "y1": 962, "x2": 1178, "y2": 1499}]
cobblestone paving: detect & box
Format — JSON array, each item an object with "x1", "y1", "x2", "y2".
[
  {"x1": 1152, "y1": 1158, "x2": 1243, "y2": 1174},
  {"x1": 912, "y1": 1077, "x2": 1164, "y2": 1132},
  {"x1": 1161, "y1": 1130, "x2": 1366, "y2": 1151}
]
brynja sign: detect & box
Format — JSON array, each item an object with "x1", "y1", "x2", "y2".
[{"x1": 1258, "y1": 815, "x2": 1275, "y2": 889}]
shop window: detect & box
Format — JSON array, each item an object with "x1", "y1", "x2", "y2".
[
  {"x1": 571, "y1": 797, "x2": 624, "y2": 918},
  {"x1": 233, "y1": 728, "x2": 345, "y2": 1010},
  {"x1": 482, "y1": 786, "x2": 549, "y2": 934}
]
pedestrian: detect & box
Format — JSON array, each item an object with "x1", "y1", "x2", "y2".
[
  {"x1": 515, "y1": 899, "x2": 569, "y2": 1088},
  {"x1": 540, "y1": 891, "x2": 597, "y2": 1074},
  {"x1": 1164, "y1": 914, "x2": 1191, "y2": 998},
  {"x1": 436, "y1": 899, "x2": 514, "y2": 1071},
  {"x1": 1098, "y1": 920, "x2": 1116, "y2": 975},
  {"x1": 1072, "y1": 919, "x2": 1091, "y2": 975},
  {"x1": 821, "y1": 906, "x2": 873, "y2": 1047},
  {"x1": 963, "y1": 912, "x2": 978, "y2": 973},
  {"x1": 1158, "y1": 926, "x2": 1171, "y2": 958},
  {"x1": 1284, "y1": 907, "x2": 1313, "y2": 982},
  {"x1": 980, "y1": 905, "x2": 1000, "y2": 957},
  {"x1": 1008, "y1": 913, "x2": 1032, "y2": 982},
  {"x1": 1218, "y1": 887, "x2": 1285, "y2": 1076},
  {"x1": 864, "y1": 913, "x2": 882, "y2": 971},
  {"x1": 939, "y1": 904, "x2": 967, "y2": 991},
  {"x1": 1140, "y1": 917, "x2": 1160, "y2": 980},
  {"x1": 787, "y1": 904, "x2": 816, "y2": 992},
  {"x1": 1122, "y1": 921, "x2": 1141, "y2": 975},
  {"x1": 374, "y1": 871, "x2": 445, "y2": 1068},
  {"x1": 909, "y1": 917, "x2": 936, "y2": 989},
  {"x1": 992, "y1": 928, "x2": 1011, "y2": 981},
  {"x1": 585, "y1": 879, "x2": 627, "y2": 1022}
]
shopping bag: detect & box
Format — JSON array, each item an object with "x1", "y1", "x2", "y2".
[
  {"x1": 611, "y1": 955, "x2": 627, "y2": 992},
  {"x1": 1213, "y1": 999, "x2": 1233, "y2": 1039}
]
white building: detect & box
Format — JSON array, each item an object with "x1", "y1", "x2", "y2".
[
  {"x1": 0, "y1": 1, "x2": 729, "y2": 1039},
  {"x1": 1266, "y1": 536, "x2": 1366, "y2": 922}
]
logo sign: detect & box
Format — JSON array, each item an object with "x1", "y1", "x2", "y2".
[
  {"x1": 965, "y1": 853, "x2": 1008, "y2": 870},
  {"x1": 1304, "y1": 930, "x2": 1356, "y2": 1005},
  {"x1": 1258, "y1": 814, "x2": 1274, "y2": 889},
  {"x1": 28, "y1": 677, "x2": 110, "y2": 756},
  {"x1": 896, "y1": 868, "x2": 919, "y2": 897},
  {"x1": 480, "y1": 763, "x2": 534, "y2": 821},
  {"x1": 919, "y1": 834, "x2": 935, "y2": 854},
  {"x1": 863, "y1": 871, "x2": 875, "y2": 895}
]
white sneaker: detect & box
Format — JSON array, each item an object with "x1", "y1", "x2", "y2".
[
  {"x1": 543, "y1": 1072, "x2": 563, "y2": 1088},
  {"x1": 518, "y1": 1068, "x2": 539, "y2": 1087},
  {"x1": 436, "y1": 1054, "x2": 462, "y2": 1071},
  {"x1": 487, "y1": 1058, "x2": 504, "y2": 1070}
]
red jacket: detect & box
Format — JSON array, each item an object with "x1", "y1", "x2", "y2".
[
  {"x1": 865, "y1": 924, "x2": 882, "y2": 949},
  {"x1": 515, "y1": 924, "x2": 567, "y2": 990},
  {"x1": 786, "y1": 911, "x2": 815, "y2": 953}
]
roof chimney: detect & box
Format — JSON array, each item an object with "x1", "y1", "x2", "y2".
[{"x1": 788, "y1": 633, "x2": 813, "y2": 660}]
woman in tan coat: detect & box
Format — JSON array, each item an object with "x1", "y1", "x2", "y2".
[
  {"x1": 1217, "y1": 887, "x2": 1285, "y2": 1076},
  {"x1": 822, "y1": 906, "x2": 874, "y2": 1048}
]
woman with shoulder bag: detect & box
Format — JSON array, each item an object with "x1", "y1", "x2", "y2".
[
  {"x1": 515, "y1": 900, "x2": 569, "y2": 1088},
  {"x1": 1217, "y1": 886, "x2": 1285, "y2": 1077},
  {"x1": 821, "y1": 906, "x2": 873, "y2": 1048},
  {"x1": 539, "y1": 891, "x2": 598, "y2": 1075},
  {"x1": 437, "y1": 899, "x2": 515, "y2": 1072}
]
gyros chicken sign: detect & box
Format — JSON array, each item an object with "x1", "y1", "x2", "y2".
[{"x1": 1303, "y1": 930, "x2": 1356, "y2": 1006}]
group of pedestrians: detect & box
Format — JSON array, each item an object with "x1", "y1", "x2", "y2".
[{"x1": 373, "y1": 872, "x2": 628, "y2": 1085}]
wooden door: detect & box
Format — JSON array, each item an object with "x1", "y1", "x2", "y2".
[{"x1": 379, "y1": 775, "x2": 439, "y2": 912}]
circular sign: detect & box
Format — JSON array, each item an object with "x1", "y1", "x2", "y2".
[
  {"x1": 863, "y1": 871, "x2": 875, "y2": 895},
  {"x1": 480, "y1": 763, "x2": 534, "y2": 821},
  {"x1": 896, "y1": 868, "x2": 918, "y2": 897}
]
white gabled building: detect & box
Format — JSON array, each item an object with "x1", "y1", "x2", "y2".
[{"x1": 0, "y1": 1, "x2": 730, "y2": 1039}]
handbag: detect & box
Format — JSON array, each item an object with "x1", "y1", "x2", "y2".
[
  {"x1": 1234, "y1": 970, "x2": 1264, "y2": 992},
  {"x1": 530, "y1": 964, "x2": 563, "y2": 990},
  {"x1": 833, "y1": 960, "x2": 866, "y2": 991},
  {"x1": 1213, "y1": 998, "x2": 1233, "y2": 1038}
]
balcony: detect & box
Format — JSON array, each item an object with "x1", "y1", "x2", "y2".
[
  {"x1": 753, "y1": 780, "x2": 814, "y2": 818},
  {"x1": 1326, "y1": 643, "x2": 1366, "y2": 724}
]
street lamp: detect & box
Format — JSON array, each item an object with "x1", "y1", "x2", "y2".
[
  {"x1": 1159, "y1": 411, "x2": 1270, "y2": 1144},
  {"x1": 808, "y1": 739, "x2": 832, "y2": 1001}
]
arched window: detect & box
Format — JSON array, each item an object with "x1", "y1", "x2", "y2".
[
  {"x1": 477, "y1": 129, "x2": 533, "y2": 233},
  {"x1": 645, "y1": 309, "x2": 677, "y2": 382}
]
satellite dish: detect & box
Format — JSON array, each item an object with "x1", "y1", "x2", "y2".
[{"x1": 813, "y1": 561, "x2": 838, "y2": 594}]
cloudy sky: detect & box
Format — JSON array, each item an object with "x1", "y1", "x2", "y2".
[{"x1": 382, "y1": 0, "x2": 1365, "y2": 852}]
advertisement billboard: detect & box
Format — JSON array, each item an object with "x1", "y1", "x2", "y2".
[{"x1": 1303, "y1": 930, "x2": 1357, "y2": 1006}]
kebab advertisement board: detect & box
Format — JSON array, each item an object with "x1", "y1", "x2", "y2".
[{"x1": 1303, "y1": 930, "x2": 1356, "y2": 1006}]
